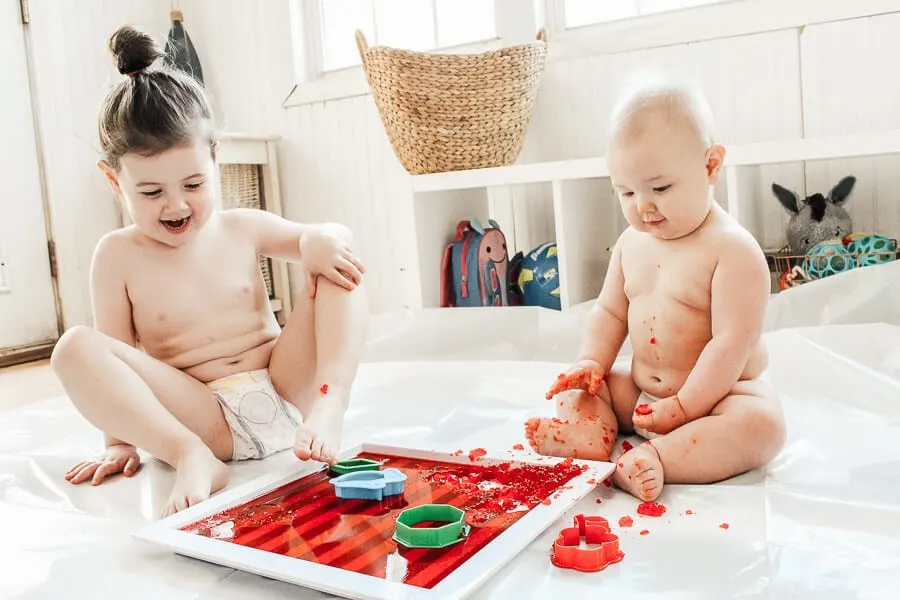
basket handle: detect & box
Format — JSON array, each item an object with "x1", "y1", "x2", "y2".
[
  {"x1": 536, "y1": 27, "x2": 548, "y2": 43},
  {"x1": 355, "y1": 29, "x2": 369, "y2": 75}
]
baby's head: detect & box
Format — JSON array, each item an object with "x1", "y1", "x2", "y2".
[
  {"x1": 606, "y1": 75, "x2": 724, "y2": 240},
  {"x1": 97, "y1": 25, "x2": 218, "y2": 247}
]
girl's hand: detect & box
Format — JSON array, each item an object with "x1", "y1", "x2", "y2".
[
  {"x1": 545, "y1": 359, "x2": 606, "y2": 399},
  {"x1": 299, "y1": 224, "x2": 365, "y2": 297},
  {"x1": 65, "y1": 444, "x2": 141, "y2": 485}
]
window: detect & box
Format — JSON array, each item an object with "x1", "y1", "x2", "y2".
[
  {"x1": 562, "y1": 0, "x2": 732, "y2": 29},
  {"x1": 316, "y1": 0, "x2": 497, "y2": 73}
]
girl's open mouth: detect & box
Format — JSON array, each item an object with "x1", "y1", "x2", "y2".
[{"x1": 161, "y1": 216, "x2": 192, "y2": 234}]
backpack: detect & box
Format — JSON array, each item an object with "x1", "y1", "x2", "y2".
[{"x1": 440, "y1": 219, "x2": 510, "y2": 307}]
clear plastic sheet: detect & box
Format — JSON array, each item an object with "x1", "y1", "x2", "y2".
[{"x1": 3, "y1": 261, "x2": 900, "y2": 599}]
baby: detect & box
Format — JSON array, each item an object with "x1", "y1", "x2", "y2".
[
  {"x1": 51, "y1": 26, "x2": 369, "y2": 516},
  {"x1": 526, "y1": 76, "x2": 786, "y2": 501}
]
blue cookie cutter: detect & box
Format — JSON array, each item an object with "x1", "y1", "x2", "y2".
[{"x1": 330, "y1": 468, "x2": 407, "y2": 501}]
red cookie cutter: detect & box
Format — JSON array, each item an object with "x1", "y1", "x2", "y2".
[{"x1": 550, "y1": 514, "x2": 625, "y2": 572}]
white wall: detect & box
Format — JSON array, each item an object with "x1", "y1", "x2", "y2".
[
  {"x1": 27, "y1": 0, "x2": 171, "y2": 329},
  {"x1": 93, "y1": 1, "x2": 900, "y2": 316}
]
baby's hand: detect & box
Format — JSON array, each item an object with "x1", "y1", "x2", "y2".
[
  {"x1": 65, "y1": 444, "x2": 141, "y2": 485},
  {"x1": 632, "y1": 395, "x2": 687, "y2": 436},
  {"x1": 545, "y1": 359, "x2": 605, "y2": 400},
  {"x1": 300, "y1": 224, "x2": 365, "y2": 297}
]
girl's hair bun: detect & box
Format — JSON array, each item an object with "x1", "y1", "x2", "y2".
[{"x1": 108, "y1": 25, "x2": 164, "y2": 76}]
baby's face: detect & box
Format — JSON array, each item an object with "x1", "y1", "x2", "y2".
[
  {"x1": 101, "y1": 140, "x2": 218, "y2": 247},
  {"x1": 608, "y1": 116, "x2": 723, "y2": 240}
]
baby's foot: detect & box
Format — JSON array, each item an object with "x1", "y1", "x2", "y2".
[
  {"x1": 613, "y1": 442, "x2": 664, "y2": 501},
  {"x1": 524, "y1": 416, "x2": 614, "y2": 461},
  {"x1": 632, "y1": 394, "x2": 687, "y2": 436},
  {"x1": 161, "y1": 443, "x2": 229, "y2": 518},
  {"x1": 294, "y1": 389, "x2": 347, "y2": 465}
]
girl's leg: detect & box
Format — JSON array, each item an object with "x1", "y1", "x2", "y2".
[
  {"x1": 268, "y1": 273, "x2": 369, "y2": 465},
  {"x1": 51, "y1": 325, "x2": 232, "y2": 516}
]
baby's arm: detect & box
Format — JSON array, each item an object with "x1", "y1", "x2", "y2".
[
  {"x1": 578, "y1": 234, "x2": 630, "y2": 373},
  {"x1": 676, "y1": 232, "x2": 770, "y2": 419}
]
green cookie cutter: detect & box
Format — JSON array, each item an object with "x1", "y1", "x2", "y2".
[
  {"x1": 329, "y1": 458, "x2": 383, "y2": 475},
  {"x1": 393, "y1": 504, "x2": 470, "y2": 549}
]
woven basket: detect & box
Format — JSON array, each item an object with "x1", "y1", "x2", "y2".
[{"x1": 355, "y1": 29, "x2": 548, "y2": 175}]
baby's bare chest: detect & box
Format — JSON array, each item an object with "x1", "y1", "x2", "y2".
[{"x1": 622, "y1": 243, "x2": 717, "y2": 309}]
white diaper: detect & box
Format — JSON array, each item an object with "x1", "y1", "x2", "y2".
[
  {"x1": 207, "y1": 369, "x2": 301, "y2": 461},
  {"x1": 632, "y1": 390, "x2": 663, "y2": 440}
]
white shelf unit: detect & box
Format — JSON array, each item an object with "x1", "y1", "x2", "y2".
[{"x1": 406, "y1": 128, "x2": 900, "y2": 311}]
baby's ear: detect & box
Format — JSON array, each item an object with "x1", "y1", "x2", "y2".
[
  {"x1": 97, "y1": 159, "x2": 121, "y2": 195},
  {"x1": 705, "y1": 144, "x2": 726, "y2": 183},
  {"x1": 829, "y1": 176, "x2": 856, "y2": 205},
  {"x1": 772, "y1": 183, "x2": 799, "y2": 214}
]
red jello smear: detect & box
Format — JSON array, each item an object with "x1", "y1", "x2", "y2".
[
  {"x1": 178, "y1": 453, "x2": 586, "y2": 590},
  {"x1": 319, "y1": 384, "x2": 328, "y2": 395},
  {"x1": 636, "y1": 501, "x2": 666, "y2": 517},
  {"x1": 635, "y1": 404, "x2": 653, "y2": 416},
  {"x1": 649, "y1": 337, "x2": 657, "y2": 345},
  {"x1": 511, "y1": 444, "x2": 524, "y2": 451},
  {"x1": 640, "y1": 529, "x2": 650, "y2": 536},
  {"x1": 618, "y1": 516, "x2": 633, "y2": 527},
  {"x1": 719, "y1": 523, "x2": 730, "y2": 530},
  {"x1": 622, "y1": 440, "x2": 634, "y2": 452},
  {"x1": 468, "y1": 448, "x2": 487, "y2": 462}
]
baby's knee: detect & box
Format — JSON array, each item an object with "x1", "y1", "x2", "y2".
[
  {"x1": 51, "y1": 326, "x2": 100, "y2": 372},
  {"x1": 744, "y1": 397, "x2": 786, "y2": 462}
]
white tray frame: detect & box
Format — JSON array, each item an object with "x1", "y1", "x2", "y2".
[{"x1": 133, "y1": 443, "x2": 615, "y2": 600}]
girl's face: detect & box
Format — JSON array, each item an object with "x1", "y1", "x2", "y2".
[{"x1": 99, "y1": 140, "x2": 217, "y2": 248}]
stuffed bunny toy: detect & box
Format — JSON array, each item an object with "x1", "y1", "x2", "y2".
[{"x1": 771, "y1": 175, "x2": 855, "y2": 256}]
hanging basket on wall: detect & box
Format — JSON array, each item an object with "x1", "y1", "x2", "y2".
[{"x1": 355, "y1": 29, "x2": 549, "y2": 175}]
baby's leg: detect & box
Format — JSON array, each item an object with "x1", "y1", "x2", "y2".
[
  {"x1": 269, "y1": 271, "x2": 369, "y2": 465},
  {"x1": 614, "y1": 378, "x2": 786, "y2": 501},
  {"x1": 525, "y1": 364, "x2": 640, "y2": 461},
  {"x1": 51, "y1": 326, "x2": 232, "y2": 516}
]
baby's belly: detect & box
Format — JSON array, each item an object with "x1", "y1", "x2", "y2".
[{"x1": 627, "y1": 294, "x2": 711, "y2": 397}]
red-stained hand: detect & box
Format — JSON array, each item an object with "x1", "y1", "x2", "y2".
[
  {"x1": 632, "y1": 395, "x2": 688, "y2": 435},
  {"x1": 545, "y1": 359, "x2": 605, "y2": 400}
]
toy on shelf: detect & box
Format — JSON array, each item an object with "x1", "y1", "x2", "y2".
[
  {"x1": 550, "y1": 513, "x2": 624, "y2": 573},
  {"x1": 393, "y1": 504, "x2": 470, "y2": 549},
  {"x1": 772, "y1": 175, "x2": 856, "y2": 256},
  {"x1": 440, "y1": 218, "x2": 511, "y2": 308},
  {"x1": 768, "y1": 176, "x2": 897, "y2": 289},
  {"x1": 517, "y1": 241, "x2": 561, "y2": 310},
  {"x1": 330, "y1": 468, "x2": 408, "y2": 501}
]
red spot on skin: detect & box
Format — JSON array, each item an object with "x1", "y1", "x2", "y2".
[
  {"x1": 622, "y1": 441, "x2": 634, "y2": 452},
  {"x1": 635, "y1": 404, "x2": 653, "y2": 416},
  {"x1": 512, "y1": 444, "x2": 524, "y2": 451},
  {"x1": 618, "y1": 516, "x2": 633, "y2": 527},
  {"x1": 595, "y1": 498, "x2": 603, "y2": 504},
  {"x1": 319, "y1": 384, "x2": 328, "y2": 395},
  {"x1": 690, "y1": 436, "x2": 698, "y2": 445},
  {"x1": 602, "y1": 436, "x2": 610, "y2": 444},
  {"x1": 720, "y1": 523, "x2": 730, "y2": 530},
  {"x1": 602, "y1": 478, "x2": 612, "y2": 488},
  {"x1": 617, "y1": 462, "x2": 624, "y2": 468},
  {"x1": 640, "y1": 529, "x2": 650, "y2": 536},
  {"x1": 649, "y1": 337, "x2": 657, "y2": 345},
  {"x1": 685, "y1": 509, "x2": 694, "y2": 515},
  {"x1": 637, "y1": 501, "x2": 667, "y2": 517},
  {"x1": 468, "y1": 448, "x2": 487, "y2": 461}
]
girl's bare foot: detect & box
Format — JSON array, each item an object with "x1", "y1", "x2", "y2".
[
  {"x1": 161, "y1": 442, "x2": 229, "y2": 518},
  {"x1": 524, "y1": 416, "x2": 615, "y2": 461},
  {"x1": 613, "y1": 442, "x2": 664, "y2": 501},
  {"x1": 294, "y1": 388, "x2": 346, "y2": 465}
]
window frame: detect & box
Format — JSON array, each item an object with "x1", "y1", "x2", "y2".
[{"x1": 283, "y1": 0, "x2": 898, "y2": 108}]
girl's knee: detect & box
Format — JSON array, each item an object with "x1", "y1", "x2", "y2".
[
  {"x1": 51, "y1": 326, "x2": 101, "y2": 371},
  {"x1": 745, "y1": 399, "x2": 786, "y2": 462}
]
